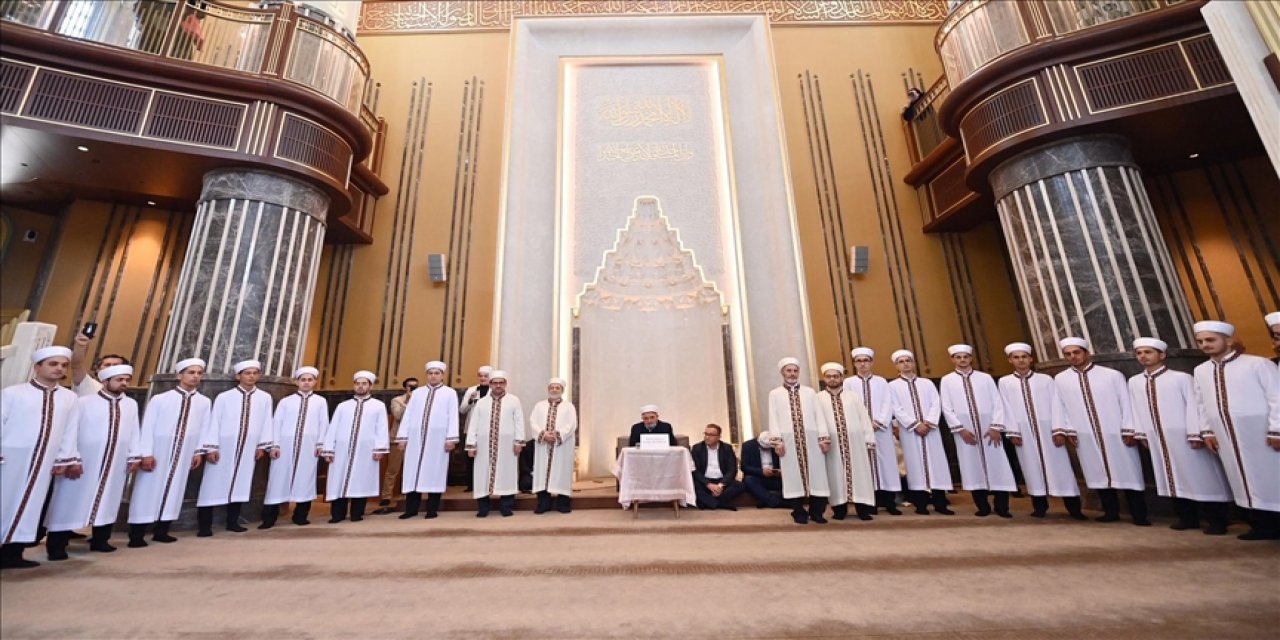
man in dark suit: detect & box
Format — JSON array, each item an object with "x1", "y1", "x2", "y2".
[
  {"x1": 628, "y1": 404, "x2": 677, "y2": 447},
  {"x1": 691, "y1": 424, "x2": 745, "y2": 510},
  {"x1": 741, "y1": 433, "x2": 784, "y2": 508}
]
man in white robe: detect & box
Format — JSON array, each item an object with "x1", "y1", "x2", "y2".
[
  {"x1": 322, "y1": 371, "x2": 389, "y2": 523},
  {"x1": 261, "y1": 366, "x2": 329, "y2": 529},
  {"x1": 46, "y1": 364, "x2": 141, "y2": 559},
  {"x1": 1054, "y1": 337, "x2": 1149, "y2": 526},
  {"x1": 127, "y1": 357, "x2": 211, "y2": 547},
  {"x1": 1, "y1": 347, "x2": 82, "y2": 569},
  {"x1": 997, "y1": 343, "x2": 1084, "y2": 519},
  {"x1": 1192, "y1": 320, "x2": 1280, "y2": 540},
  {"x1": 767, "y1": 357, "x2": 831, "y2": 525},
  {"x1": 397, "y1": 361, "x2": 459, "y2": 519},
  {"x1": 530, "y1": 377, "x2": 578, "y2": 514},
  {"x1": 845, "y1": 347, "x2": 901, "y2": 515},
  {"x1": 466, "y1": 370, "x2": 525, "y2": 517},
  {"x1": 817, "y1": 362, "x2": 876, "y2": 521},
  {"x1": 69, "y1": 331, "x2": 129, "y2": 397},
  {"x1": 940, "y1": 344, "x2": 1017, "y2": 518},
  {"x1": 457, "y1": 365, "x2": 492, "y2": 491},
  {"x1": 196, "y1": 359, "x2": 277, "y2": 536},
  {"x1": 1128, "y1": 338, "x2": 1232, "y2": 535},
  {"x1": 887, "y1": 350, "x2": 955, "y2": 515}
]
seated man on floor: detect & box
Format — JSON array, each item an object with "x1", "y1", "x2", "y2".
[
  {"x1": 628, "y1": 404, "x2": 677, "y2": 447},
  {"x1": 741, "y1": 431, "x2": 785, "y2": 508},
  {"x1": 691, "y1": 424, "x2": 745, "y2": 510}
]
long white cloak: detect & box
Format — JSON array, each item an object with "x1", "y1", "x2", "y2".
[
  {"x1": 324, "y1": 397, "x2": 390, "y2": 499},
  {"x1": 997, "y1": 372, "x2": 1079, "y2": 497},
  {"x1": 465, "y1": 393, "x2": 525, "y2": 498},
  {"x1": 530, "y1": 398, "x2": 578, "y2": 496},
  {"x1": 265, "y1": 392, "x2": 329, "y2": 505},
  {"x1": 197, "y1": 386, "x2": 276, "y2": 507},
  {"x1": 816, "y1": 387, "x2": 876, "y2": 506},
  {"x1": 1193, "y1": 352, "x2": 1280, "y2": 512},
  {"x1": 846, "y1": 374, "x2": 900, "y2": 492},
  {"x1": 47, "y1": 391, "x2": 140, "y2": 530},
  {"x1": 767, "y1": 385, "x2": 830, "y2": 500},
  {"x1": 397, "y1": 384, "x2": 460, "y2": 494},
  {"x1": 127, "y1": 388, "x2": 211, "y2": 524},
  {"x1": 1128, "y1": 368, "x2": 1231, "y2": 502},
  {"x1": 1054, "y1": 365, "x2": 1144, "y2": 491},
  {"x1": 940, "y1": 370, "x2": 1017, "y2": 492},
  {"x1": 1, "y1": 381, "x2": 80, "y2": 544},
  {"x1": 888, "y1": 376, "x2": 953, "y2": 491}
]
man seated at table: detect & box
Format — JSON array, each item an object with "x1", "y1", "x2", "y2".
[
  {"x1": 628, "y1": 404, "x2": 677, "y2": 447},
  {"x1": 691, "y1": 424, "x2": 745, "y2": 510},
  {"x1": 741, "y1": 431, "x2": 785, "y2": 508}
]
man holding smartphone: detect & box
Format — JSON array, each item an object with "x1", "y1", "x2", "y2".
[{"x1": 69, "y1": 322, "x2": 130, "y2": 398}]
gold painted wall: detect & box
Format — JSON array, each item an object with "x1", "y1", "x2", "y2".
[
  {"x1": 1147, "y1": 156, "x2": 1280, "y2": 358},
  {"x1": 0, "y1": 206, "x2": 57, "y2": 323}
]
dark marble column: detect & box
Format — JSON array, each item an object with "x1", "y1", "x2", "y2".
[
  {"x1": 152, "y1": 168, "x2": 329, "y2": 400},
  {"x1": 991, "y1": 135, "x2": 1199, "y2": 375}
]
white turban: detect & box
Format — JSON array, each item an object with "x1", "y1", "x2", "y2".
[
  {"x1": 31, "y1": 346, "x2": 72, "y2": 363},
  {"x1": 353, "y1": 370, "x2": 377, "y2": 383},
  {"x1": 850, "y1": 347, "x2": 874, "y2": 359},
  {"x1": 548, "y1": 377, "x2": 567, "y2": 387},
  {"x1": 97, "y1": 364, "x2": 134, "y2": 381},
  {"x1": 1192, "y1": 320, "x2": 1235, "y2": 337},
  {"x1": 777, "y1": 357, "x2": 800, "y2": 370},
  {"x1": 1004, "y1": 342, "x2": 1033, "y2": 356},
  {"x1": 1266, "y1": 311, "x2": 1280, "y2": 328},
  {"x1": 1132, "y1": 337, "x2": 1167, "y2": 352},
  {"x1": 233, "y1": 360, "x2": 262, "y2": 374},
  {"x1": 1058, "y1": 337, "x2": 1089, "y2": 352},
  {"x1": 890, "y1": 349, "x2": 914, "y2": 363},
  {"x1": 478, "y1": 365, "x2": 493, "y2": 375},
  {"x1": 820, "y1": 362, "x2": 844, "y2": 375},
  {"x1": 947, "y1": 344, "x2": 974, "y2": 356},
  {"x1": 293, "y1": 366, "x2": 319, "y2": 379},
  {"x1": 425, "y1": 361, "x2": 447, "y2": 373},
  {"x1": 488, "y1": 370, "x2": 508, "y2": 382},
  {"x1": 173, "y1": 357, "x2": 206, "y2": 373},
  {"x1": 639, "y1": 404, "x2": 660, "y2": 415}
]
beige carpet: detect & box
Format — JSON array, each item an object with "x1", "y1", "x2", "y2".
[{"x1": 2, "y1": 498, "x2": 1277, "y2": 639}]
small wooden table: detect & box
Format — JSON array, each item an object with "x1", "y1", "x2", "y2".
[{"x1": 613, "y1": 447, "x2": 696, "y2": 518}]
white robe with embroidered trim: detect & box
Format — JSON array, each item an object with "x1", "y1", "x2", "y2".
[
  {"x1": 47, "y1": 392, "x2": 140, "y2": 530},
  {"x1": 767, "y1": 385, "x2": 830, "y2": 500},
  {"x1": 324, "y1": 397, "x2": 390, "y2": 499},
  {"x1": 1, "y1": 382, "x2": 80, "y2": 544},
  {"x1": 888, "y1": 376, "x2": 953, "y2": 491},
  {"x1": 940, "y1": 370, "x2": 1017, "y2": 492},
  {"x1": 466, "y1": 393, "x2": 525, "y2": 498},
  {"x1": 1129, "y1": 368, "x2": 1231, "y2": 502},
  {"x1": 997, "y1": 372, "x2": 1079, "y2": 497},
  {"x1": 845, "y1": 374, "x2": 899, "y2": 492},
  {"x1": 397, "y1": 384, "x2": 460, "y2": 494},
  {"x1": 265, "y1": 392, "x2": 329, "y2": 505},
  {"x1": 816, "y1": 387, "x2": 876, "y2": 506},
  {"x1": 127, "y1": 388, "x2": 211, "y2": 524},
  {"x1": 73, "y1": 375, "x2": 103, "y2": 397},
  {"x1": 1054, "y1": 365, "x2": 1144, "y2": 491},
  {"x1": 1193, "y1": 353, "x2": 1280, "y2": 512},
  {"x1": 197, "y1": 386, "x2": 276, "y2": 507},
  {"x1": 531, "y1": 399, "x2": 577, "y2": 496}
]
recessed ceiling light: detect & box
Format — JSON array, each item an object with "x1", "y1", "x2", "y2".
[
  {"x1": 1188, "y1": 153, "x2": 1200, "y2": 158},
  {"x1": 76, "y1": 145, "x2": 89, "y2": 152},
  {"x1": 147, "y1": 200, "x2": 156, "y2": 206}
]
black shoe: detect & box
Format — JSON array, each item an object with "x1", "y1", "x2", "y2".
[
  {"x1": 1068, "y1": 511, "x2": 1088, "y2": 521},
  {"x1": 475, "y1": 511, "x2": 489, "y2": 518},
  {"x1": 68, "y1": 531, "x2": 88, "y2": 540},
  {"x1": 934, "y1": 507, "x2": 955, "y2": 515},
  {"x1": 90, "y1": 542, "x2": 117, "y2": 553},
  {"x1": 1, "y1": 558, "x2": 39, "y2": 569},
  {"x1": 197, "y1": 530, "x2": 213, "y2": 537},
  {"x1": 379, "y1": 499, "x2": 391, "y2": 507},
  {"x1": 791, "y1": 510, "x2": 808, "y2": 524},
  {"x1": 226, "y1": 524, "x2": 248, "y2": 533},
  {"x1": 257, "y1": 522, "x2": 274, "y2": 530},
  {"x1": 534, "y1": 492, "x2": 551, "y2": 514},
  {"x1": 885, "y1": 506, "x2": 902, "y2": 516},
  {"x1": 831, "y1": 505, "x2": 848, "y2": 521},
  {"x1": 995, "y1": 511, "x2": 1013, "y2": 519},
  {"x1": 291, "y1": 519, "x2": 310, "y2": 527},
  {"x1": 975, "y1": 509, "x2": 991, "y2": 517},
  {"x1": 351, "y1": 516, "x2": 364, "y2": 522},
  {"x1": 373, "y1": 508, "x2": 393, "y2": 515},
  {"x1": 1030, "y1": 511, "x2": 1047, "y2": 518},
  {"x1": 555, "y1": 496, "x2": 572, "y2": 514},
  {"x1": 1170, "y1": 520, "x2": 1196, "y2": 531},
  {"x1": 500, "y1": 508, "x2": 514, "y2": 517},
  {"x1": 914, "y1": 507, "x2": 930, "y2": 515},
  {"x1": 810, "y1": 514, "x2": 828, "y2": 524},
  {"x1": 425, "y1": 512, "x2": 438, "y2": 519},
  {"x1": 152, "y1": 533, "x2": 177, "y2": 543},
  {"x1": 129, "y1": 538, "x2": 149, "y2": 548},
  {"x1": 328, "y1": 516, "x2": 345, "y2": 524},
  {"x1": 47, "y1": 548, "x2": 69, "y2": 561},
  {"x1": 1095, "y1": 514, "x2": 1120, "y2": 523},
  {"x1": 399, "y1": 511, "x2": 418, "y2": 520}
]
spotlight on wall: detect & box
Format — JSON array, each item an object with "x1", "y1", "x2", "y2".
[
  {"x1": 427, "y1": 253, "x2": 448, "y2": 282},
  {"x1": 146, "y1": 200, "x2": 157, "y2": 206},
  {"x1": 850, "y1": 246, "x2": 870, "y2": 275},
  {"x1": 76, "y1": 145, "x2": 89, "y2": 152},
  {"x1": 1188, "y1": 153, "x2": 1200, "y2": 159}
]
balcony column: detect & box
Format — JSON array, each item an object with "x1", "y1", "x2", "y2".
[
  {"x1": 990, "y1": 134, "x2": 1198, "y2": 374},
  {"x1": 152, "y1": 168, "x2": 329, "y2": 400}
]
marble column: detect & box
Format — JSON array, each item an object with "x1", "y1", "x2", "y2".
[
  {"x1": 1202, "y1": 1, "x2": 1280, "y2": 175},
  {"x1": 152, "y1": 168, "x2": 329, "y2": 400},
  {"x1": 991, "y1": 134, "x2": 1198, "y2": 375}
]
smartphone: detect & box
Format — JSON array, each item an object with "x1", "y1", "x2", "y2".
[{"x1": 82, "y1": 322, "x2": 98, "y2": 338}]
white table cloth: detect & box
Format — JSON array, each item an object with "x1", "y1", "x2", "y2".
[{"x1": 613, "y1": 447, "x2": 696, "y2": 510}]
